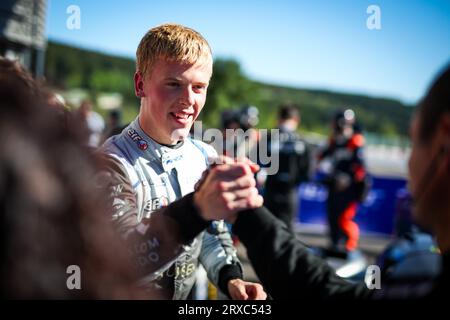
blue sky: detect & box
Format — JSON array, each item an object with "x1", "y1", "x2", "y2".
[{"x1": 46, "y1": 0, "x2": 450, "y2": 104}]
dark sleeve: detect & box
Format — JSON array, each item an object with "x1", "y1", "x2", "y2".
[
  {"x1": 233, "y1": 206, "x2": 372, "y2": 300},
  {"x1": 218, "y1": 264, "x2": 244, "y2": 298},
  {"x1": 97, "y1": 154, "x2": 209, "y2": 277}
]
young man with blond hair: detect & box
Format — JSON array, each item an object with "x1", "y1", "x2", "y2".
[{"x1": 100, "y1": 24, "x2": 266, "y2": 300}]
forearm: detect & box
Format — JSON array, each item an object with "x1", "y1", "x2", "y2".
[{"x1": 233, "y1": 207, "x2": 371, "y2": 300}]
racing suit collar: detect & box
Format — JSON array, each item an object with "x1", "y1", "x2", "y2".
[{"x1": 127, "y1": 118, "x2": 186, "y2": 172}]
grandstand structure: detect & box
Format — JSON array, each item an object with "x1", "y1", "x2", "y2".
[{"x1": 0, "y1": 0, "x2": 47, "y2": 77}]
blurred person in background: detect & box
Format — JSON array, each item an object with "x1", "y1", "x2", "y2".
[
  {"x1": 220, "y1": 109, "x2": 241, "y2": 157},
  {"x1": 103, "y1": 109, "x2": 126, "y2": 141},
  {"x1": 74, "y1": 99, "x2": 105, "y2": 148},
  {"x1": 219, "y1": 106, "x2": 261, "y2": 161},
  {"x1": 235, "y1": 105, "x2": 261, "y2": 161},
  {"x1": 263, "y1": 104, "x2": 310, "y2": 232},
  {"x1": 317, "y1": 109, "x2": 369, "y2": 259},
  {"x1": 0, "y1": 57, "x2": 145, "y2": 299}
]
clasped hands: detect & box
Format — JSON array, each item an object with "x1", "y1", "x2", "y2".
[{"x1": 193, "y1": 156, "x2": 263, "y2": 223}]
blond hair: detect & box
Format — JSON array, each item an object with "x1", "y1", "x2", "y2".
[{"x1": 136, "y1": 23, "x2": 212, "y2": 78}]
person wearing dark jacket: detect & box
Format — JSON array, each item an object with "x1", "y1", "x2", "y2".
[{"x1": 264, "y1": 104, "x2": 310, "y2": 232}]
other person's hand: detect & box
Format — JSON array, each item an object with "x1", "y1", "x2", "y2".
[{"x1": 194, "y1": 156, "x2": 263, "y2": 222}]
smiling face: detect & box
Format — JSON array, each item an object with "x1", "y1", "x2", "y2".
[{"x1": 135, "y1": 58, "x2": 212, "y2": 145}]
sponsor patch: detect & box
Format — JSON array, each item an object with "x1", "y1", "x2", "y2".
[{"x1": 127, "y1": 129, "x2": 149, "y2": 151}]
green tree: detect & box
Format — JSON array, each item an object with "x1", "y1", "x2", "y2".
[
  {"x1": 89, "y1": 70, "x2": 133, "y2": 94},
  {"x1": 202, "y1": 59, "x2": 262, "y2": 127}
]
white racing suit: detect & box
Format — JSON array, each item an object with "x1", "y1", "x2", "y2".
[{"x1": 99, "y1": 118, "x2": 242, "y2": 299}]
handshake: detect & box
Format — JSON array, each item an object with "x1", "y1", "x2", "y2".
[{"x1": 193, "y1": 156, "x2": 264, "y2": 223}]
